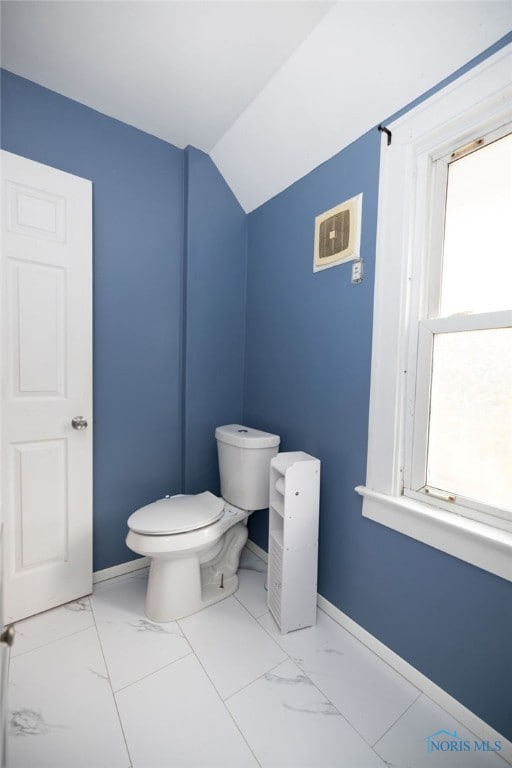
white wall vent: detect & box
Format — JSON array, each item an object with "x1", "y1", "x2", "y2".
[{"x1": 313, "y1": 193, "x2": 362, "y2": 272}]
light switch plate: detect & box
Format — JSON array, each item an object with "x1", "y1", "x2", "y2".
[{"x1": 351, "y1": 259, "x2": 363, "y2": 284}]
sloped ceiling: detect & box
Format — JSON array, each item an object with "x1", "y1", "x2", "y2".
[
  {"x1": 1, "y1": 1, "x2": 335, "y2": 150},
  {"x1": 2, "y1": 1, "x2": 511, "y2": 211}
]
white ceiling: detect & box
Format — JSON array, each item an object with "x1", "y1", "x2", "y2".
[
  {"x1": 1, "y1": 1, "x2": 335, "y2": 150},
  {"x1": 2, "y1": 1, "x2": 511, "y2": 211}
]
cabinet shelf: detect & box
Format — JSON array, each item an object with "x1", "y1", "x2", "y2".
[
  {"x1": 267, "y1": 451, "x2": 320, "y2": 634},
  {"x1": 275, "y1": 476, "x2": 285, "y2": 496},
  {"x1": 270, "y1": 498, "x2": 284, "y2": 517}
]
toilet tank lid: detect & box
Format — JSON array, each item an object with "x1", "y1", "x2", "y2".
[
  {"x1": 127, "y1": 491, "x2": 224, "y2": 535},
  {"x1": 215, "y1": 424, "x2": 280, "y2": 449}
]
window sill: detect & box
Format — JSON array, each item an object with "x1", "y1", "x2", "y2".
[{"x1": 355, "y1": 485, "x2": 512, "y2": 582}]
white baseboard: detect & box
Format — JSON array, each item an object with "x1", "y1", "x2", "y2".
[
  {"x1": 245, "y1": 539, "x2": 268, "y2": 562},
  {"x1": 93, "y1": 556, "x2": 150, "y2": 584},
  {"x1": 246, "y1": 539, "x2": 511, "y2": 764}
]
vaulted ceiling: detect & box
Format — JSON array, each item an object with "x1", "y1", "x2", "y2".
[{"x1": 2, "y1": 1, "x2": 511, "y2": 210}]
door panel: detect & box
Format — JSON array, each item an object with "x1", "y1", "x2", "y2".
[
  {"x1": 9, "y1": 261, "x2": 66, "y2": 396},
  {"x1": 1, "y1": 151, "x2": 93, "y2": 622},
  {"x1": 12, "y1": 439, "x2": 67, "y2": 567}
]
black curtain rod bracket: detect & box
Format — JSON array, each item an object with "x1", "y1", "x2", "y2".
[{"x1": 378, "y1": 124, "x2": 392, "y2": 146}]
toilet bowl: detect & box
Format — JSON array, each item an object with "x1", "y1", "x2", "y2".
[
  {"x1": 126, "y1": 492, "x2": 249, "y2": 622},
  {"x1": 126, "y1": 425, "x2": 280, "y2": 622}
]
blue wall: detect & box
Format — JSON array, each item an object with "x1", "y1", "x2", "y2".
[
  {"x1": 244, "y1": 44, "x2": 512, "y2": 741},
  {"x1": 182, "y1": 147, "x2": 247, "y2": 494},
  {"x1": 244, "y1": 128, "x2": 378, "y2": 569},
  {"x1": 0, "y1": 71, "x2": 247, "y2": 571}
]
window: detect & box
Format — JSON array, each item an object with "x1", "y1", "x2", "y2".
[
  {"x1": 406, "y1": 129, "x2": 512, "y2": 525},
  {"x1": 356, "y1": 45, "x2": 512, "y2": 582}
]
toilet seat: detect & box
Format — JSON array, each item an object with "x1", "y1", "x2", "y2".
[{"x1": 127, "y1": 491, "x2": 224, "y2": 535}]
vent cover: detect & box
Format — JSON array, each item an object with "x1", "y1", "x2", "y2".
[{"x1": 313, "y1": 193, "x2": 362, "y2": 272}]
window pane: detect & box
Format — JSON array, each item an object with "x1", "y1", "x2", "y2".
[
  {"x1": 440, "y1": 132, "x2": 512, "y2": 316},
  {"x1": 427, "y1": 328, "x2": 512, "y2": 512}
]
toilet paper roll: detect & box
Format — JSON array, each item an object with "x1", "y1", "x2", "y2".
[{"x1": 275, "y1": 477, "x2": 285, "y2": 496}]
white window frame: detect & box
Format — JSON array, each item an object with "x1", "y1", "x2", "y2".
[{"x1": 356, "y1": 45, "x2": 512, "y2": 583}]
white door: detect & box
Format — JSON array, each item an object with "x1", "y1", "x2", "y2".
[{"x1": 1, "y1": 151, "x2": 93, "y2": 623}]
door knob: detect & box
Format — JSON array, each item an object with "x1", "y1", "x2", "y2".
[
  {"x1": 71, "y1": 416, "x2": 88, "y2": 430},
  {"x1": 0, "y1": 624, "x2": 15, "y2": 647}
]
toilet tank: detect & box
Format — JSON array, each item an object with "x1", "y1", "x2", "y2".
[{"x1": 215, "y1": 425, "x2": 280, "y2": 511}]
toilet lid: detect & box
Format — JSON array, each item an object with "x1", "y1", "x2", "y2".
[{"x1": 128, "y1": 491, "x2": 225, "y2": 535}]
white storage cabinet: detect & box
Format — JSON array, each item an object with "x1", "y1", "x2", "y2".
[{"x1": 267, "y1": 452, "x2": 320, "y2": 634}]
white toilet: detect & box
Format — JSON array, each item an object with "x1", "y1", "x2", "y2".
[{"x1": 126, "y1": 424, "x2": 280, "y2": 622}]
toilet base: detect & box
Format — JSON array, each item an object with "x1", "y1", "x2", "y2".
[{"x1": 144, "y1": 522, "x2": 248, "y2": 622}]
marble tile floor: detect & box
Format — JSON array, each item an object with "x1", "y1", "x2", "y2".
[{"x1": 6, "y1": 548, "x2": 509, "y2": 768}]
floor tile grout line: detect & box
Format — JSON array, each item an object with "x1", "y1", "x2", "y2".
[
  {"x1": 230, "y1": 580, "x2": 350, "y2": 711},
  {"x1": 246, "y1": 589, "x2": 420, "y2": 756},
  {"x1": 192, "y1": 558, "x2": 429, "y2": 759},
  {"x1": 221, "y1": 640, "x2": 392, "y2": 764},
  {"x1": 175, "y1": 592, "x2": 285, "y2": 703},
  {"x1": 175, "y1": 614, "x2": 263, "y2": 768},
  {"x1": 10, "y1": 596, "x2": 96, "y2": 657},
  {"x1": 89, "y1": 574, "x2": 197, "y2": 694},
  {"x1": 296, "y1": 658, "x2": 407, "y2": 757},
  {"x1": 10, "y1": 621, "x2": 95, "y2": 661},
  {"x1": 315, "y1": 604, "x2": 426, "y2": 700},
  {"x1": 11, "y1": 590, "x2": 135, "y2": 768},
  {"x1": 300, "y1": 645, "x2": 427, "y2": 753},
  {"x1": 93, "y1": 571, "x2": 261, "y2": 763},
  {"x1": 217, "y1": 592, "x2": 377, "y2": 752},
  {"x1": 370, "y1": 689, "x2": 423, "y2": 754},
  {"x1": 242, "y1": 550, "x2": 424, "y2": 707},
  {"x1": 89, "y1": 587, "x2": 135, "y2": 768},
  {"x1": 111, "y1": 649, "x2": 195, "y2": 695},
  {"x1": 222, "y1": 657, "x2": 290, "y2": 704},
  {"x1": 233, "y1": 592, "x2": 269, "y2": 622},
  {"x1": 200, "y1": 594, "x2": 295, "y2": 703}
]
